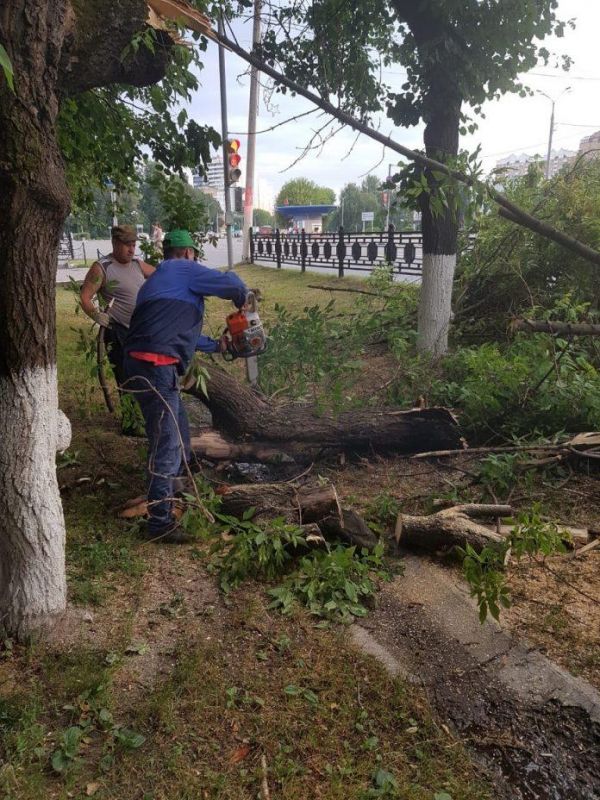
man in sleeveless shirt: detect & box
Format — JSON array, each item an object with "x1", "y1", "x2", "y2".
[{"x1": 80, "y1": 224, "x2": 155, "y2": 389}]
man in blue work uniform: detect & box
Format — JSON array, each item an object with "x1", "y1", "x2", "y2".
[{"x1": 123, "y1": 229, "x2": 247, "y2": 542}]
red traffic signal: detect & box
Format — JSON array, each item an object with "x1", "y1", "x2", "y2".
[{"x1": 227, "y1": 139, "x2": 242, "y2": 184}]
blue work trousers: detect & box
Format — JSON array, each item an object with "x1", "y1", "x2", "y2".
[{"x1": 123, "y1": 356, "x2": 191, "y2": 532}]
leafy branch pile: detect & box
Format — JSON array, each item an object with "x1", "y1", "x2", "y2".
[{"x1": 181, "y1": 481, "x2": 389, "y2": 623}]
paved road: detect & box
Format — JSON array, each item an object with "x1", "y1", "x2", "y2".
[{"x1": 57, "y1": 237, "x2": 244, "y2": 283}]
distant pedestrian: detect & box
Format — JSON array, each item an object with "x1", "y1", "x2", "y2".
[
  {"x1": 151, "y1": 221, "x2": 164, "y2": 246},
  {"x1": 123, "y1": 229, "x2": 248, "y2": 543}
]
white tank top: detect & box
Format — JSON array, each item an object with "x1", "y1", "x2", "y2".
[{"x1": 98, "y1": 255, "x2": 145, "y2": 328}]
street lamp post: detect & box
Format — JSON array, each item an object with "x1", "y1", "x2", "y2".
[{"x1": 537, "y1": 87, "x2": 571, "y2": 179}]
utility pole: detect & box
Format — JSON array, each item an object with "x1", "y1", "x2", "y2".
[
  {"x1": 218, "y1": 15, "x2": 234, "y2": 270},
  {"x1": 538, "y1": 87, "x2": 571, "y2": 180},
  {"x1": 242, "y1": 0, "x2": 262, "y2": 262}
]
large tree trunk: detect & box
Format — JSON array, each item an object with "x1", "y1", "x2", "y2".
[
  {"x1": 0, "y1": 0, "x2": 172, "y2": 638},
  {"x1": 183, "y1": 365, "x2": 464, "y2": 459},
  {"x1": 0, "y1": 1, "x2": 72, "y2": 637},
  {"x1": 416, "y1": 94, "x2": 461, "y2": 357}
]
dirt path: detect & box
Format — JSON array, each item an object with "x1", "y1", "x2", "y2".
[{"x1": 351, "y1": 555, "x2": 600, "y2": 800}]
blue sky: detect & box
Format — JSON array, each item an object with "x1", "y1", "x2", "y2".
[{"x1": 186, "y1": 0, "x2": 600, "y2": 210}]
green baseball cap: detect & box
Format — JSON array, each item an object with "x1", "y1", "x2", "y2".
[{"x1": 163, "y1": 229, "x2": 199, "y2": 252}]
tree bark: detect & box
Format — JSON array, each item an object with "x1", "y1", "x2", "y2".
[
  {"x1": 183, "y1": 364, "x2": 464, "y2": 459},
  {"x1": 217, "y1": 482, "x2": 378, "y2": 549},
  {"x1": 0, "y1": 0, "x2": 72, "y2": 637},
  {"x1": 0, "y1": 0, "x2": 173, "y2": 638}
]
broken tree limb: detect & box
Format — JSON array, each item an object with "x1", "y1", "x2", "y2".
[
  {"x1": 215, "y1": 481, "x2": 378, "y2": 549},
  {"x1": 513, "y1": 318, "x2": 600, "y2": 337},
  {"x1": 395, "y1": 505, "x2": 508, "y2": 554},
  {"x1": 497, "y1": 525, "x2": 589, "y2": 548},
  {"x1": 307, "y1": 284, "x2": 392, "y2": 299},
  {"x1": 97, "y1": 327, "x2": 115, "y2": 414},
  {"x1": 214, "y1": 31, "x2": 600, "y2": 270},
  {"x1": 412, "y1": 443, "x2": 564, "y2": 460},
  {"x1": 183, "y1": 364, "x2": 464, "y2": 459}
]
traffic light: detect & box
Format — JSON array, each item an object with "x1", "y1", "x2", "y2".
[
  {"x1": 234, "y1": 187, "x2": 243, "y2": 214},
  {"x1": 226, "y1": 138, "x2": 242, "y2": 185}
]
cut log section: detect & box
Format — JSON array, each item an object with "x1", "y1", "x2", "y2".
[
  {"x1": 395, "y1": 505, "x2": 509, "y2": 554},
  {"x1": 217, "y1": 481, "x2": 378, "y2": 550},
  {"x1": 217, "y1": 482, "x2": 342, "y2": 525},
  {"x1": 183, "y1": 363, "x2": 464, "y2": 461}
]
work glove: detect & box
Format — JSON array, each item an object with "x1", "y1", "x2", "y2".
[{"x1": 91, "y1": 310, "x2": 111, "y2": 328}]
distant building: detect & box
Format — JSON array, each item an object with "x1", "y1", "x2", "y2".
[
  {"x1": 275, "y1": 204, "x2": 336, "y2": 233},
  {"x1": 495, "y1": 149, "x2": 576, "y2": 179},
  {"x1": 578, "y1": 130, "x2": 600, "y2": 159},
  {"x1": 193, "y1": 154, "x2": 226, "y2": 211}
]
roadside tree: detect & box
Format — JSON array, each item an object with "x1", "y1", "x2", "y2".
[
  {"x1": 260, "y1": 0, "x2": 568, "y2": 354},
  {"x1": 0, "y1": 0, "x2": 216, "y2": 638}
]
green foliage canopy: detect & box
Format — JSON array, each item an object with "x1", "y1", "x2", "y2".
[
  {"x1": 275, "y1": 178, "x2": 335, "y2": 224},
  {"x1": 260, "y1": 0, "x2": 570, "y2": 132},
  {"x1": 58, "y1": 25, "x2": 220, "y2": 214}
]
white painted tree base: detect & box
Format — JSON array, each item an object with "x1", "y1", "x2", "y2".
[
  {"x1": 0, "y1": 366, "x2": 70, "y2": 637},
  {"x1": 417, "y1": 252, "x2": 457, "y2": 357}
]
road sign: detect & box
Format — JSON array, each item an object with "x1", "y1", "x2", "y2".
[{"x1": 361, "y1": 211, "x2": 375, "y2": 222}]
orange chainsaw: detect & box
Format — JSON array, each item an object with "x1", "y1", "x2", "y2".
[{"x1": 222, "y1": 290, "x2": 267, "y2": 361}]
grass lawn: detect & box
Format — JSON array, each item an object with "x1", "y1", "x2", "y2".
[{"x1": 0, "y1": 268, "x2": 493, "y2": 800}]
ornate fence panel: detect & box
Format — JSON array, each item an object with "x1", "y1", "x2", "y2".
[{"x1": 249, "y1": 225, "x2": 422, "y2": 278}]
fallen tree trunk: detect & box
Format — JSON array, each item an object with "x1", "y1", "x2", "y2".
[
  {"x1": 513, "y1": 318, "x2": 600, "y2": 337},
  {"x1": 395, "y1": 505, "x2": 509, "y2": 553},
  {"x1": 183, "y1": 364, "x2": 464, "y2": 460},
  {"x1": 320, "y1": 509, "x2": 379, "y2": 551}
]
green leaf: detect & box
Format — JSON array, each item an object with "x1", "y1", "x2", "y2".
[
  {"x1": 51, "y1": 749, "x2": 70, "y2": 773},
  {"x1": 0, "y1": 44, "x2": 14, "y2": 92},
  {"x1": 115, "y1": 727, "x2": 146, "y2": 749}
]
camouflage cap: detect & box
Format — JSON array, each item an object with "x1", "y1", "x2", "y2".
[{"x1": 111, "y1": 224, "x2": 138, "y2": 243}]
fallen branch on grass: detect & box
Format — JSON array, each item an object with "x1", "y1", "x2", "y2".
[
  {"x1": 513, "y1": 318, "x2": 600, "y2": 337},
  {"x1": 307, "y1": 284, "x2": 392, "y2": 298}
]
